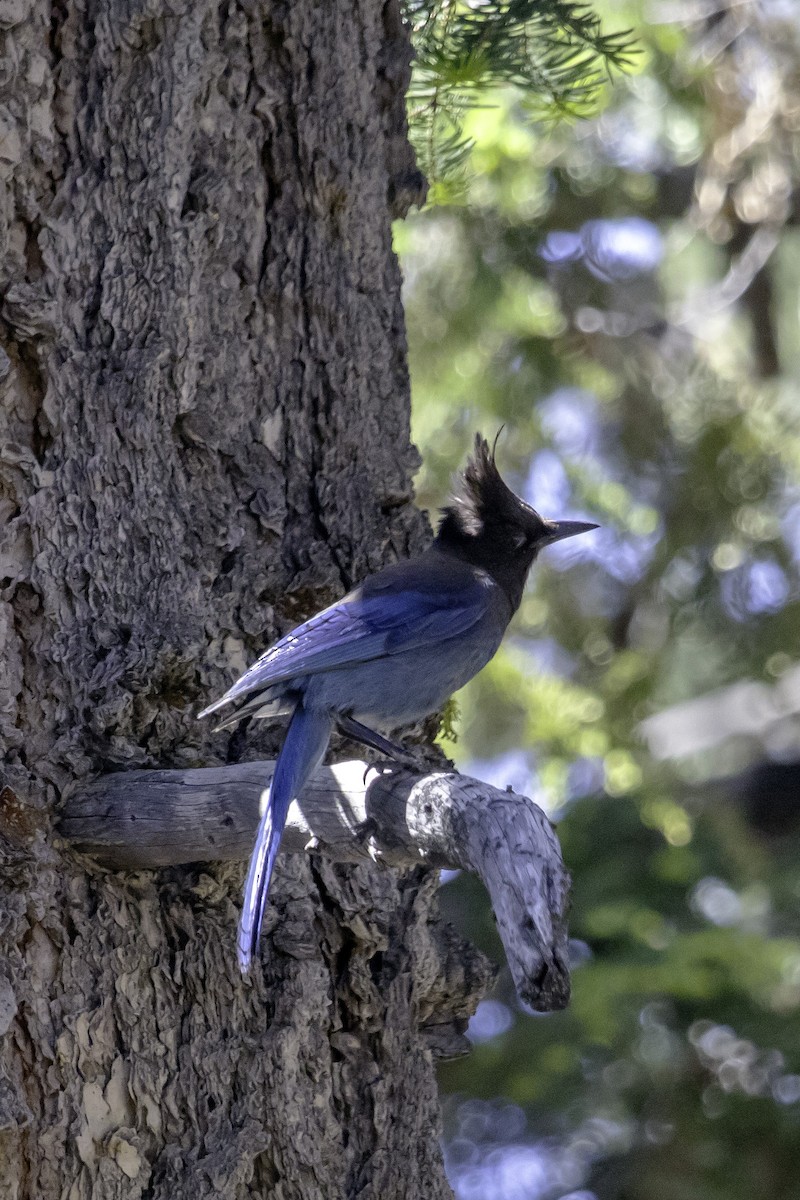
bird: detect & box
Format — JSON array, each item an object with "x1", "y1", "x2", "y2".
[{"x1": 199, "y1": 434, "x2": 597, "y2": 973}]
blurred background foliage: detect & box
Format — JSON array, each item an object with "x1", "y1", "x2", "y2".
[{"x1": 397, "y1": 2, "x2": 800, "y2": 1197}]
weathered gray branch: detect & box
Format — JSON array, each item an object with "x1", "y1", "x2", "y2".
[{"x1": 60, "y1": 761, "x2": 571, "y2": 1011}]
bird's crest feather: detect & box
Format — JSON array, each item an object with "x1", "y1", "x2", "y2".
[{"x1": 439, "y1": 432, "x2": 528, "y2": 538}]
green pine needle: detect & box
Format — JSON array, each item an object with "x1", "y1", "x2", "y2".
[{"x1": 403, "y1": 0, "x2": 637, "y2": 192}]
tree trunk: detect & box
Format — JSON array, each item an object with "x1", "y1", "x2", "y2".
[{"x1": 0, "y1": 3, "x2": 490, "y2": 1196}]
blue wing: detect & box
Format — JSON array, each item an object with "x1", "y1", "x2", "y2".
[{"x1": 199, "y1": 554, "x2": 495, "y2": 719}]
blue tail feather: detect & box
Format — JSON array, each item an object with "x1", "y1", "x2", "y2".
[{"x1": 237, "y1": 702, "x2": 333, "y2": 973}]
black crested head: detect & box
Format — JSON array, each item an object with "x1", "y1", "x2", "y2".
[
  {"x1": 435, "y1": 433, "x2": 597, "y2": 611},
  {"x1": 439, "y1": 432, "x2": 524, "y2": 535}
]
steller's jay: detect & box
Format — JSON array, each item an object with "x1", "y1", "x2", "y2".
[{"x1": 200, "y1": 435, "x2": 597, "y2": 973}]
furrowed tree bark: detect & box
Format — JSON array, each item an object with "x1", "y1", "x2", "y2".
[{"x1": 0, "y1": 3, "x2": 501, "y2": 1198}]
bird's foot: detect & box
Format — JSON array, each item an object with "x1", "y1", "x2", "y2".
[
  {"x1": 362, "y1": 749, "x2": 430, "y2": 786},
  {"x1": 355, "y1": 816, "x2": 387, "y2": 867},
  {"x1": 363, "y1": 759, "x2": 398, "y2": 786}
]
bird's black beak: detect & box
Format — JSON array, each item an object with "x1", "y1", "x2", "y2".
[{"x1": 545, "y1": 519, "x2": 599, "y2": 545}]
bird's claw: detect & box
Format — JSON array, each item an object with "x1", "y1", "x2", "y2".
[
  {"x1": 366, "y1": 838, "x2": 385, "y2": 866},
  {"x1": 363, "y1": 760, "x2": 398, "y2": 786},
  {"x1": 355, "y1": 816, "x2": 387, "y2": 868},
  {"x1": 362, "y1": 752, "x2": 429, "y2": 788}
]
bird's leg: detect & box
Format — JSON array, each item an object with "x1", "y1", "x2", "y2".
[
  {"x1": 225, "y1": 715, "x2": 253, "y2": 764},
  {"x1": 337, "y1": 714, "x2": 420, "y2": 770}
]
